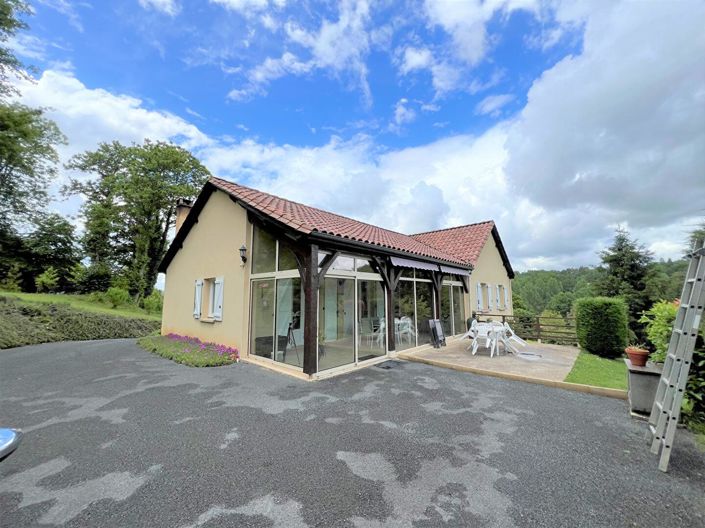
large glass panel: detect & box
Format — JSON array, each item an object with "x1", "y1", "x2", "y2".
[
  {"x1": 355, "y1": 258, "x2": 374, "y2": 273},
  {"x1": 250, "y1": 279, "x2": 275, "y2": 359},
  {"x1": 318, "y1": 277, "x2": 355, "y2": 371},
  {"x1": 277, "y1": 245, "x2": 298, "y2": 271},
  {"x1": 252, "y1": 225, "x2": 276, "y2": 274},
  {"x1": 415, "y1": 270, "x2": 434, "y2": 281},
  {"x1": 441, "y1": 285, "x2": 452, "y2": 336},
  {"x1": 275, "y1": 278, "x2": 304, "y2": 368},
  {"x1": 415, "y1": 281, "x2": 434, "y2": 347},
  {"x1": 357, "y1": 280, "x2": 386, "y2": 361},
  {"x1": 452, "y1": 285, "x2": 465, "y2": 335},
  {"x1": 331, "y1": 255, "x2": 355, "y2": 271},
  {"x1": 394, "y1": 280, "x2": 416, "y2": 351}
]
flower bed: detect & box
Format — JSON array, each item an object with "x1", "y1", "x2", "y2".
[{"x1": 138, "y1": 333, "x2": 239, "y2": 367}]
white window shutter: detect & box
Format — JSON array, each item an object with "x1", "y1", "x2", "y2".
[
  {"x1": 496, "y1": 285, "x2": 501, "y2": 309},
  {"x1": 193, "y1": 280, "x2": 203, "y2": 319},
  {"x1": 504, "y1": 287, "x2": 509, "y2": 310},
  {"x1": 213, "y1": 277, "x2": 224, "y2": 321},
  {"x1": 487, "y1": 283, "x2": 493, "y2": 311},
  {"x1": 476, "y1": 283, "x2": 483, "y2": 310}
]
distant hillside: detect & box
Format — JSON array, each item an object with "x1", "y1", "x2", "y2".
[{"x1": 513, "y1": 260, "x2": 687, "y2": 316}]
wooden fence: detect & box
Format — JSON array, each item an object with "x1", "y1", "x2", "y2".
[{"x1": 477, "y1": 314, "x2": 578, "y2": 346}]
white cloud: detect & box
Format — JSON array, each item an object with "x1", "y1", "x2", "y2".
[
  {"x1": 400, "y1": 46, "x2": 433, "y2": 74},
  {"x1": 6, "y1": 34, "x2": 49, "y2": 61},
  {"x1": 209, "y1": 0, "x2": 270, "y2": 13},
  {"x1": 475, "y1": 93, "x2": 514, "y2": 116},
  {"x1": 227, "y1": 0, "x2": 374, "y2": 103},
  {"x1": 228, "y1": 52, "x2": 312, "y2": 100},
  {"x1": 139, "y1": 0, "x2": 181, "y2": 16},
  {"x1": 390, "y1": 98, "x2": 416, "y2": 132},
  {"x1": 505, "y1": 0, "x2": 705, "y2": 230},
  {"x1": 36, "y1": 0, "x2": 84, "y2": 32},
  {"x1": 14, "y1": 69, "x2": 211, "y2": 189},
  {"x1": 423, "y1": 0, "x2": 537, "y2": 66}
]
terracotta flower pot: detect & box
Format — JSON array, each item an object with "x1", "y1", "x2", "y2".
[{"x1": 625, "y1": 346, "x2": 649, "y2": 367}]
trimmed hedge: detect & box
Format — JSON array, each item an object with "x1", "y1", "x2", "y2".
[
  {"x1": 0, "y1": 295, "x2": 160, "y2": 349},
  {"x1": 575, "y1": 296, "x2": 628, "y2": 358}
]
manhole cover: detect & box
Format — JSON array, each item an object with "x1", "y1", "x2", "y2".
[{"x1": 376, "y1": 360, "x2": 402, "y2": 370}]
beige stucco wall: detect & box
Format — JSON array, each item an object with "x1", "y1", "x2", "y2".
[
  {"x1": 465, "y1": 235, "x2": 513, "y2": 319},
  {"x1": 161, "y1": 190, "x2": 251, "y2": 352}
]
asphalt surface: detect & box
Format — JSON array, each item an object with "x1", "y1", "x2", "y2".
[{"x1": 1, "y1": 339, "x2": 704, "y2": 528}]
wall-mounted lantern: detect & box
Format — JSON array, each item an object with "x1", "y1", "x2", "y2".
[{"x1": 239, "y1": 244, "x2": 248, "y2": 264}]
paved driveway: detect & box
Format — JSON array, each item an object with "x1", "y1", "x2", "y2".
[{"x1": 1, "y1": 340, "x2": 703, "y2": 528}]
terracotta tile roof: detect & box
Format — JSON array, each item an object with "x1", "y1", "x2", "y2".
[
  {"x1": 209, "y1": 176, "x2": 466, "y2": 265},
  {"x1": 411, "y1": 222, "x2": 495, "y2": 266}
]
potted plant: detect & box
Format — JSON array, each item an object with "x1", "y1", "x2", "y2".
[
  {"x1": 625, "y1": 344, "x2": 649, "y2": 367},
  {"x1": 624, "y1": 343, "x2": 662, "y2": 417}
]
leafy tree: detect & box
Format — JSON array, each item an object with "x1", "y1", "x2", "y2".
[
  {"x1": 24, "y1": 213, "x2": 79, "y2": 290},
  {"x1": 0, "y1": 1, "x2": 65, "y2": 225},
  {"x1": 35, "y1": 265, "x2": 58, "y2": 292},
  {"x1": 0, "y1": 105, "x2": 65, "y2": 225},
  {"x1": 0, "y1": 261, "x2": 20, "y2": 290},
  {"x1": 0, "y1": 0, "x2": 31, "y2": 98},
  {"x1": 66, "y1": 140, "x2": 210, "y2": 299},
  {"x1": 594, "y1": 227, "x2": 652, "y2": 339},
  {"x1": 547, "y1": 291, "x2": 575, "y2": 317}
]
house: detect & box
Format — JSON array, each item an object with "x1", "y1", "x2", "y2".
[
  {"x1": 411, "y1": 222, "x2": 515, "y2": 317},
  {"x1": 159, "y1": 176, "x2": 514, "y2": 379}
]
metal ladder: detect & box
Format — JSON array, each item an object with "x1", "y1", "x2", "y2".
[{"x1": 647, "y1": 239, "x2": 705, "y2": 472}]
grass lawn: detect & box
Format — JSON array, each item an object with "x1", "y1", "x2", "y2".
[
  {"x1": 138, "y1": 334, "x2": 239, "y2": 367},
  {"x1": 564, "y1": 351, "x2": 628, "y2": 390},
  {"x1": 0, "y1": 291, "x2": 160, "y2": 321}
]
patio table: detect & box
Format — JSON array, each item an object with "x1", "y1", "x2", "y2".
[{"x1": 463, "y1": 321, "x2": 527, "y2": 357}]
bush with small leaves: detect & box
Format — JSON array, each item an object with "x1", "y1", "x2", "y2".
[
  {"x1": 35, "y1": 267, "x2": 59, "y2": 293},
  {"x1": 142, "y1": 289, "x2": 163, "y2": 314},
  {"x1": 105, "y1": 286, "x2": 130, "y2": 308},
  {"x1": 575, "y1": 296, "x2": 629, "y2": 358}
]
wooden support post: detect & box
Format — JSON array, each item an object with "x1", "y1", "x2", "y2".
[
  {"x1": 371, "y1": 256, "x2": 401, "y2": 353},
  {"x1": 431, "y1": 272, "x2": 444, "y2": 320},
  {"x1": 301, "y1": 243, "x2": 319, "y2": 376}
]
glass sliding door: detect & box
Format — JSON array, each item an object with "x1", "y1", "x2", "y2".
[
  {"x1": 357, "y1": 279, "x2": 386, "y2": 361},
  {"x1": 394, "y1": 280, "x2": 416, "y2": 350},
  {"x1": 251, "y1": 279, "x2": 275, "y2": 359},
  {"x1": 415, "y1": 281, "x2": 434, "y2": 346},
  {"x1": 275, "y1": 278, "x2": 304, "y2": 368},
  {"x1": 441, "y1": 284, "x2": 452, "y2": 336},
  {"x1": 452, "y1": 285, "x2": 466, "y2": 335},
  {"x1": 318, "y1": 277, "x2": 355, "y2": 371}
]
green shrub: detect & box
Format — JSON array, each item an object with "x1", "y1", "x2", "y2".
[
  {"x1": 0, "y1": 295, "x2": 159, "y2": 349},
  {"x1": 105, "y1": 287, "x2": 130, "y2": 308},
  {"x1": 0, "y1": 263, "x2": 22, "y2": 292},
  {"x1": 78, "y1": 262, "x2": 112, "y2": 293},
  {"x1": 640, "y1": 299, "x2": 678, "y2": 362},
  {"x1": 575, "y1": 296, "x2": 628, "y2": 358},
  {"x1": 142, "y1": 290, "x2": 163, "y2": 314},
  {"x1": 35, "y1": 266, "x2": 60, "y2": 293}
]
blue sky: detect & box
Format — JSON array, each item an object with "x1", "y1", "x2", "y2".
[{"x1": 12, "y1": 1, "x2": 705, "y2": 270}]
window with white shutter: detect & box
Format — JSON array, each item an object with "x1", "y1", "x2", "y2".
[
  {"x1": 504, "y1": 286, "x2": 509, "y2": 310},
  {"x1": 193, "y1": 280, "x2": 203, "y2": 319},
  {"x1": 476, "y1": 283, "x2": 483, "y2": 311},
  {"x1": 486, "y1": 283, "x2": 493, "y2": 311},
  {"x1": 212, "y1": 277, "x2": 224, "y2": 321},
  {"x1": 496, "y1": 285, "x2": 502, "y2": 310}
]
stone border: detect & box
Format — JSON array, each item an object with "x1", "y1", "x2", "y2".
[{"x1": 397, "y1": 352, "x2": 628, "y2": 400}]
